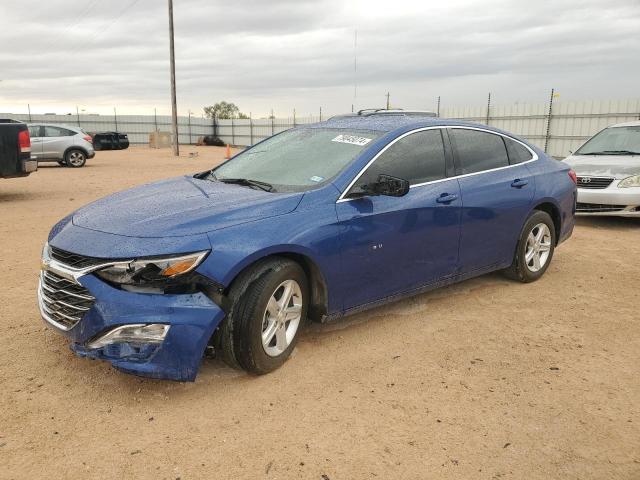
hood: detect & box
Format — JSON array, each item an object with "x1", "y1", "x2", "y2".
[
  {"x1": 72, "y1": 176, "x2": 303, "y2": 237},
  {"x1": 563, "y1": 155, "x2": 640, "y2": 179}
]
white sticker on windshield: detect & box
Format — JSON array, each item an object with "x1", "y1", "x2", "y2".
[
  {"x1": 332, "y1": 134, "x2": 372, "y2": 146},
  {"x1": 310, "y1": 176, "x2": 324, "y2": 183}
]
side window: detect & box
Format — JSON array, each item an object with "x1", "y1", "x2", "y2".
[
  {"x1": 352, "y1": 129, "x2": 446, "y2": 190},
  {"x1": 504, "y1": 137, "x2": 533, "y2": 164},
  {"x1": 451, "y1": 129, "x2": 509, "y2": 174},
  {"x1": 28, "y1": 126, "x2": 40, "y2": 137},
  {"x1": 44, "y1": 126, "x2": 74, "y2": 137}
]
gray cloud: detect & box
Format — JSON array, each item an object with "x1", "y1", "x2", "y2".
[{"x1": 0, "y1": 0, "x2": 638, "y2": 116}]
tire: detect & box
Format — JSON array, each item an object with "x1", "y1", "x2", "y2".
[
  {"x1": 57, "y1": 160, "x2": 67, "y2": 167},
  {"x1": 65, "y1": 149, "x2": 86, "y2": 168},
  {"x1": 215, "y1": 257, "x2": 309, "y2": 374},
  {"x1": 504, "y1": 210, "x2": 556, "y2": 283}
]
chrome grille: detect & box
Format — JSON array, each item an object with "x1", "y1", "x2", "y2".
[
  {"x1": 39, "y1": 270, "x2": 95, "y2": 330},
  {"x1": 49, "y1": 246, "x2": 105, "y2": 269},
  {"x1": 576, "y1": 176, "x2": 613, "y2": 189}
]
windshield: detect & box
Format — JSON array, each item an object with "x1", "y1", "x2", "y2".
[
  {"x1": 211, "y1": 128, "x2": 380, "y2": 192},
  {"x1": 576, "y1": 126, "x2": 640, "y2": 155}
]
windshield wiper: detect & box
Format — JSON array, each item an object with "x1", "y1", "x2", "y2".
[
  {"x1": 217, "y1": 177, "x2": 275, "y2": 192},
  {"x1": 582, "y1": 150, "x2": 640, "y2": 155}
]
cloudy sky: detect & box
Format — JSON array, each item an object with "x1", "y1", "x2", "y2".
[{"x1": 0, "y1": 0, "x2": 638, "y2": 118}]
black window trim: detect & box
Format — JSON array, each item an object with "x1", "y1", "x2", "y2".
[{"x1": 338, "y1": 126, "x2": 538, "y2": 203}]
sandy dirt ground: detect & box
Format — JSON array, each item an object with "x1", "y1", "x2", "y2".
[{"x1": 1, "y1": 146, "x2": 639, "y2": 480}]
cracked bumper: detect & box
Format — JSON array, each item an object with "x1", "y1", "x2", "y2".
[{"x1": 38, "y1": 273, "x2": 226, "y2": 382}]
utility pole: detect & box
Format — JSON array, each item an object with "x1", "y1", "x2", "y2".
[
  {"x1": 385, "y1": 92, "x2": 390, "y2": 110},
  {"x1": 168, "y1": 0, "x2": 179, "y2": 156}
]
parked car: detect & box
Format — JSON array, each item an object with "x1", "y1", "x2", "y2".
[
  {"x1": 38, "y1": 112, "x2": 577, "y2": 381},
  {"x1": 93, "y1": 132, "x2": 129, "y2": 151},
  {"x1": 28, "y1": 123, "x2": 95, "y2": 167},
  {"x1": 563, "y1": 121, "x2": 640, "y2": 216},
  {"x1": 0, "y1": 119, "x2": 37, "y2": 178}
]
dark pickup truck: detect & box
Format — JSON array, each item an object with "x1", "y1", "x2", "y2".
[{"x1": 0, "y1": 119, "x2": 37, "y2": 179}]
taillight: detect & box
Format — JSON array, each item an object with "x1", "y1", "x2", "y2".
[
  {"x1": 568, "y1": 169, "x2": 577, "y2": 185},
  {"x1": 83, "y1": 135, "x2": 93, "y2": 143},
  {"x1": 18, "y1": 129, "x2": 31, "y2": 153}
]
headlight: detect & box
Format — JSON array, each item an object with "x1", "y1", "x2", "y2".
[
  {"x1": 87, "y1": 324, "x2": 170, "y2": 349},
  {"x1": 618, "y1": 175, "x2": 640, "y2": 188},
  {"x1": 95, "y1": 251, "x2": 209, "y2": 288}
]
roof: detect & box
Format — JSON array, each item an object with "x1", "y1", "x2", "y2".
[
  {"x1": 611, "y1": 120, "x2": 640, "y2": 128},
  {"x1": 304, "y1": 113, "x2": 493, "y2": 133}
]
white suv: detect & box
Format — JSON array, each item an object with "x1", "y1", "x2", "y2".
[{"x1": 28, "y1": 124, "x2": 95, "y2": 168}]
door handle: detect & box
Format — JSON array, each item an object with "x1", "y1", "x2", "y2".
[
  {"x1": 511, "y1": 179, "x2": 528, "y2": 188},
  {"x1": 436, "y1": 193, "x2": 458, "y2": 204}
]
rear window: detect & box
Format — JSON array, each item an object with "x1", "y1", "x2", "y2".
[
  {"x1": 504, "y1": 137, "x2": 533, "y2": 164},
  {"x1": 43, "y1": 126, "x2": 76, "y2": 137},
  {"x1": 451, "y1": 129, "x2": 509, "y2": 174}
]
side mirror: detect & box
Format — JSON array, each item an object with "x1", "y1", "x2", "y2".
[{"x1": 364, "y1": 174, "x2": 410, "y2": 197}]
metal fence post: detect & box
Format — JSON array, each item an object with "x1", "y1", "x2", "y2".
[
  {"x1": 485, "y1": 93, "x2": 491, "y2": 125},
  {"x1": 27, "y1": 104, "x2": 32, "y2": 122},
  {"x1": 436, "y1": 96, "x2": 441, "y2": 117},
  {"x1": 544, "y1": 88, "x2": 555, "y2": 153},
  {"x1": 114, "y1": 107, "x2": 118, "y2": 132},
  {"x1": 231, "y1": 117, "x2": 235, "y2": 145},
  {"x1": 188, "y1": 110, "x2": 192, "y2": 145},
  {"x1": 319, "y1": 106, "x2": 322, "y2": 122},
  {"x1": 271, "y1": 109, "x2": 274, "y2": 136},
  {"x1": 154, "y1": 108, "x2": 158, "y2": 132},
  {"x1": 293, "y1": 109, "x2": 296, "y2": 127},
  {"x1": 249, "y1": 112, "x2": 253, "y2": 146},
  {"x1": 76, "y1": 105, "x2": 81, "y2": 127}
]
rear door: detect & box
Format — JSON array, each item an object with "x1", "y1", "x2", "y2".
[
  {"x1": 41, "y1": 126, "x2": 75, "y2": 159},
  {"x1": 450, "y1": 128, "x2": 535, "y2": 274},
  {"x1": 28, "y1": 125, "x2": 43, "y2": 158},
  {"x1": 336, "y1": 128, "x2": 462, "y2": 310}
]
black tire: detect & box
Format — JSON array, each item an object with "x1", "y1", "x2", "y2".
[
  {"x1": 215, "y1": 257, "x2": 309, "y2": 374},
  {"x1": 504, "y1": 210, "x2": 556, "y2": 283},
  {"x1": 57, "y1": 160, "x2": 67, "y2": 167},
  {"x1": 65, "y1": 149, "x2": 86, "y2": 168}
]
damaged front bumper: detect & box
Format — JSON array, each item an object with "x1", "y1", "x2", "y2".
[{"x1": 38, "y1": 266, "x2": 226, "y2": 382}]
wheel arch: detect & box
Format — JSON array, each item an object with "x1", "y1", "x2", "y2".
[
  {"x1": 531, "y1": 200, "x2": 561, "y2": 244},
  {"x1": 223, "y1": 247, "x2": 330, "y2": 322},
  {"x1": 63, "y1": 146, "x2": 89, "y2": 161}
]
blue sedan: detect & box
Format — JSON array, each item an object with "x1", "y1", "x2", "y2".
[{"x1": 38, "y1": 112, "x2": 577, "y2": 381}]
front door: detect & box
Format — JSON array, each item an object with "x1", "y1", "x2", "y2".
[{"x1": 336, "y1": 128, "x2": 462, "y2": 310}]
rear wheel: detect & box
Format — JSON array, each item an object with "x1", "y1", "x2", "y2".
[
  {"x1": 215, "y1": 257, "x2": 308, "y2": 374},
  {"x1": 504, "y1": 210, "x2": 556, "y2": 283},
  {"x1": 65, "y1": 149, "x2": 86, "y2": 168}
]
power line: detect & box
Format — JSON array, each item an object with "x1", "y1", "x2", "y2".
[{"x1": 66, "y1": 0, "x2": 142, "y2": 55}]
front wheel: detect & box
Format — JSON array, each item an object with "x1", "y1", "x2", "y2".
[
  {"x1": 504, "y1": 210, "x2": 556, "y2": 283},
  {"x1": 65, "y1": 149, "x2": 86, "y2": 168},
  {"x1": 215, "y1": 257, "x2": 308, "y2": 374}
]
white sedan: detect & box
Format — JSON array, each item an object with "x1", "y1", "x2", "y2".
[{"x1": 564, "y1": 121, "x2": 640, "y2": 216}]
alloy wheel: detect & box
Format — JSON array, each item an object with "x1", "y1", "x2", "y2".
[
  {"x1": 261, "y1": 279, "x2": 302, "y2": 357},
  {"x1": 525, "y1": 223, "x2": 552, "y2": 272},
  {"x1": 68, "y1": 151, "x2": 85, "y2": 167}
]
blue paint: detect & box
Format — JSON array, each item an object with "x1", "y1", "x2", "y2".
[{"x1": 43, "y1": 115, "x2": 576, "y2": 381}]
